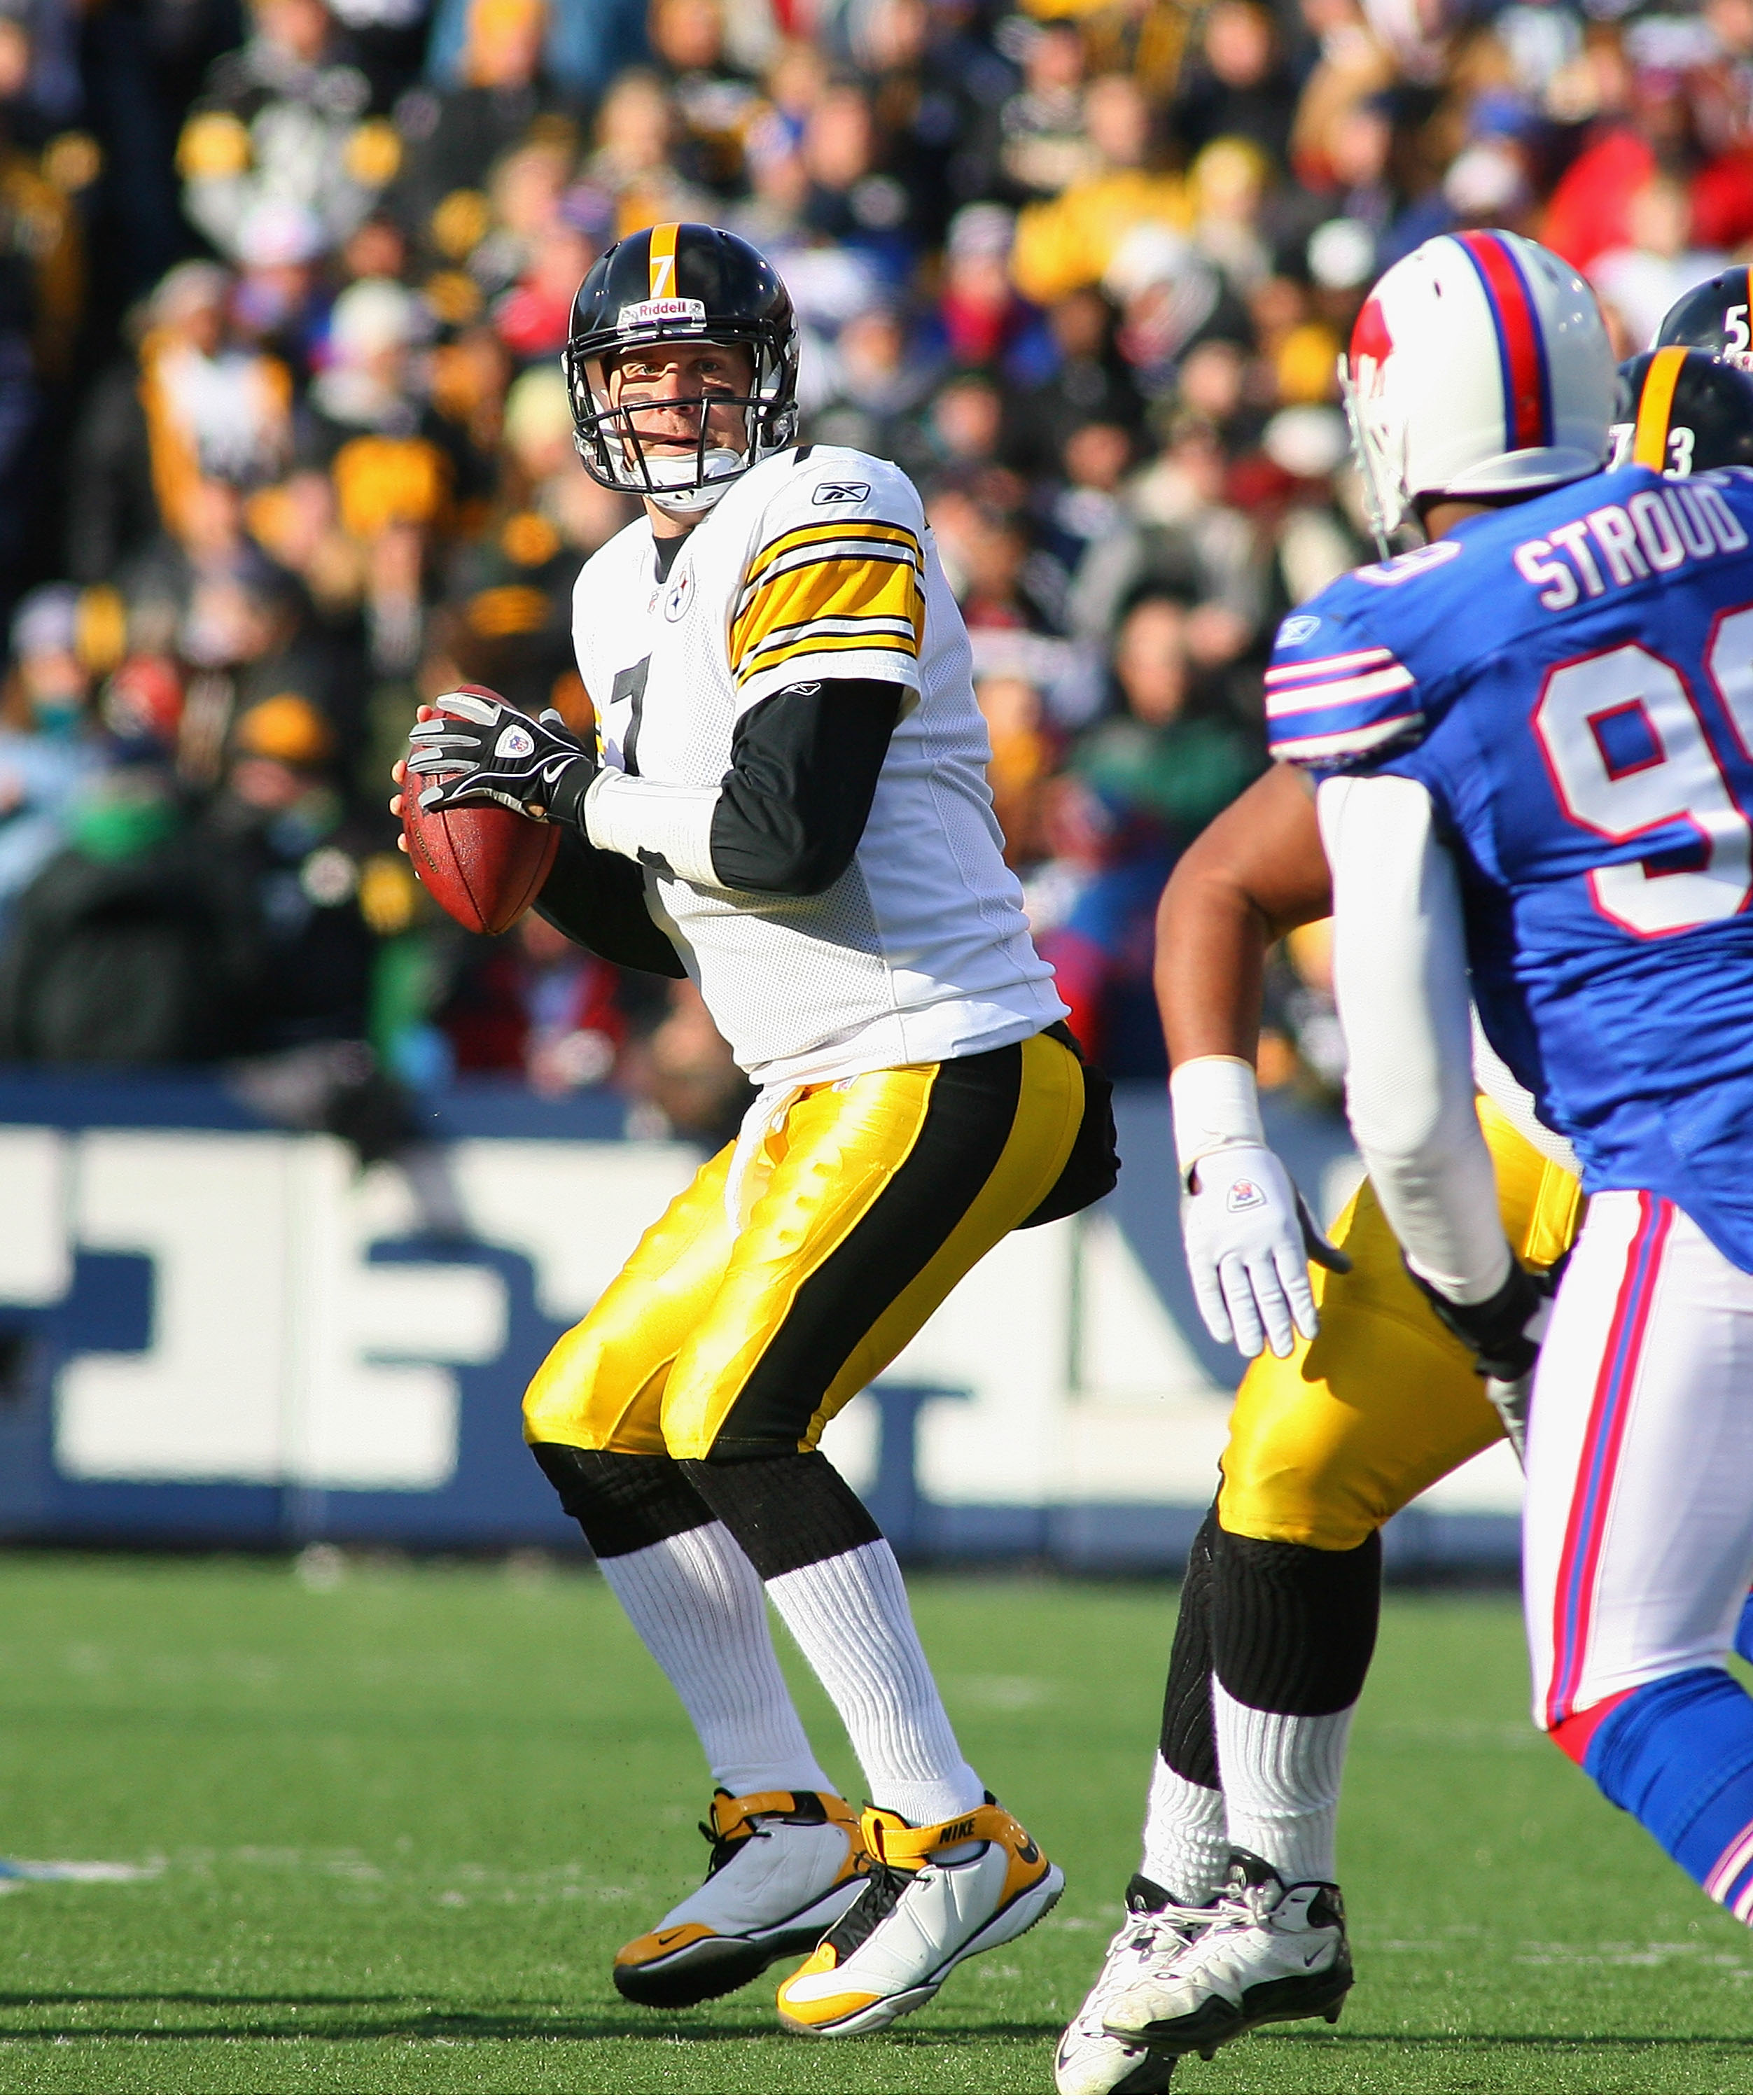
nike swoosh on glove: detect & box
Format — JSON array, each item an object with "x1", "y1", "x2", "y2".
[
  {"x1": 1403, "y1": 1256, "x2": 1563, "y2": 1468},
  {"x1": 406, "y1": 693, "x2": 596, "y2": 829},
  {"x1": 1182, "y1": 1141, "x2": 1350, "y2": 1360}
]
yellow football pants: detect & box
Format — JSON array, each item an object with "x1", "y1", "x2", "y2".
[
  {"x1": 1217, "y1": 1098, "x2": 1584, "y2": 1550},
  {"x1": 524, "y1": 1030, "x2": 1084, "y2": 1461}
]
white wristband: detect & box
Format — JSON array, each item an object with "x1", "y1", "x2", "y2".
[
  {"x1": 584, "y1": 769, "x2": 722, "y2": 888},
  {"x1": 1170, "y1": 1054, "x2": 1266, "y2": 1185}
]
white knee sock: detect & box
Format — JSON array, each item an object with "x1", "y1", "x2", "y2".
[
  {"x1": 765, "y1": 1539, "x2": 984, "y2": 1826},
  {"x1": 598, "y1": 1522, "x2": 837, "y2": 1798},
  {"x1": 1213, "y1": 1681, "x2": 1353, "y2": 1886},
  {"x1": 1140, "y1": 1753, "x2": 1228, "y2": 1903}
]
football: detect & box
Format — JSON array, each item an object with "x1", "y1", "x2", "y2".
[{"x1": 402, "y1": 685, "x2": 561, "y2": 936}]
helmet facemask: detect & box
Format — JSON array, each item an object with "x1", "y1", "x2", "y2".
[
  {"x1": 563, "y1": 319, "x2": 799, "y2": 514},
  {"x1": 1339, "y1": 345, "x2": 1409, "y2": 559}
]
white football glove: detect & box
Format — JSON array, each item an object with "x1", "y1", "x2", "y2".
[{"x1": 1182, "y1": 1142, "x2": 1349, "y2": 1359}]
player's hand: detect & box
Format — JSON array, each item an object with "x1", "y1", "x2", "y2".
[
  {"x1": 1182, "y1": 1142, "x2": 1349, "y2": 1359},
  {"x1": 1404, "y1": 1256, "x2": 1562, "y2": 1469},
  {"x1": 406, "y1": 692, "x2": 596, "y2": 828}
]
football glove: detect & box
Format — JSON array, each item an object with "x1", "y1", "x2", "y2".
[
  {"x1": 1403, "y1": 1256, "x2": 1561, "y2": 1467},
  {"x1": 406, "y1": 692, "x2": 596, "y2": 828},
  {"x1": 1182, "y1": 1141, "x2": 1350, "y2": 1360}
]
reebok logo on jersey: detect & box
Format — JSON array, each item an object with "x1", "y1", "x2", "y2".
[
  {"x1": 494, "y1": 724, "x2": 536, "y2": 760},
  {"x1": 813, "y1": 481, "x2": 872, "y2": 505},
  {"x1": 1226, "y1": 1180, "x2": 1266, "y2": 1212},
  {"x1": 1278, "y1": 614, "x2": 1322, "y2": 645}
]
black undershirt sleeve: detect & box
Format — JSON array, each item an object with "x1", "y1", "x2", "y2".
[
  {"x1": 708, "y1": 677, "x2": 904, "y2": 897},
  {"x1": 534, "y1": 828, "x2": 686, "y2": 978}
]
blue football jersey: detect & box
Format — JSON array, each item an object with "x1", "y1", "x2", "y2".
[{"x1": 1266, "y1": 463, "x2": 1753, "y2": 1273}]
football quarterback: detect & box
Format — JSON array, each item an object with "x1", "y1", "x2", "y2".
[{"x1": 403, "y1": 223, "x2": 1118, "y2": 2038}]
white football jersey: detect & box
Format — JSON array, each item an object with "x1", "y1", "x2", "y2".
[{"x1": 571, "y1": 444, "x2": 1067, "y2": 1088}]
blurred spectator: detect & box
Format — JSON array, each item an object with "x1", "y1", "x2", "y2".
[
  {"x1": 1010, "y1": 73, "x2": 1187, "y2": 307},
  {"x1": 67, "y1": 262, "x2": 291, "y2": 587},
  {"x1": 1171, "y1": 1, "x2": 1298, "y2": 171},
  {"x1": 1589, "y1": 175, "x2": 1728, "y2": 352},
  {"x1": 585, "y1": 66, "x2": 713, "y2": 237},
  {"x1": 1071, "y1": 589, "x2": 1264, "y2": 841},
  {"x1": 0, "y1": 747, "x2": 258, "y2": 1062},
  {"x1": 0, "y1": 584, "x2": 100, "y2": 925},
  {"x1": 620, "y1": 977, "x2": 751, "y2": 1145},
  {"x1": 176, "y1": 0, "x2": 392, "y2": 265},
  {"x1": 992, "y1": 20, "x2": 1095, "y2": 206},
  {"x1": 439, "y1": 907, "x2": 626, "y2": 1090},
  {"x1": 650, "y1": 0, "x2": 761, "y2": 199},
  {"x1": 1026, "y1": 771, "x2": 1171, "y2": 1078}
]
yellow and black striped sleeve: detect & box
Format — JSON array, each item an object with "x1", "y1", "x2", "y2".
[{"x1": 730, "y1": 517, "x2": 926, "y2": 698}]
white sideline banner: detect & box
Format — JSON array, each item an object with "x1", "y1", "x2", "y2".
[{"x1": 0, "y1": 1122, "x2": 1523, "y2": 1519}]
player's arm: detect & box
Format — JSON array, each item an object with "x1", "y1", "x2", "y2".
[
  {"x1": 1156, "y1": 760, "x2": 1332, "y2": 1064},
  {"x1": 1319, "y1": 771, "x2": 1551, "y2": 1428},
  {"x1": 583, "y1": 675, "x2": 905, "y2": 895},
  {"x1": 1155, "y1": 762, "x2": 1348, "y2": 1359},
  {"x1": 412, "y1": 472, "x2": 926, "y2": 897},
  {"x1": 534, "y1": 830, "x2": 686, "y2": 978}
]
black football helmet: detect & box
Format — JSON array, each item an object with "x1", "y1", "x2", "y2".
[
  {"x1": 1609, "y1": 346, "x2": 1753, "y2": 477},
  {"x1": 562, "y1": 223, "x2": 799, "y2": 513},
  {"x1": 1654, "y1": 266, "x2": 1753, "y2": 372}
]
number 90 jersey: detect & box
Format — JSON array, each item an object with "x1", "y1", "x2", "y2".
[
  {"x1": 1265, "y1": 463, "x2": 1753, "y2": 1273},
  {"x1": 571, "y1": 443, "x2": 1066, "y2": 1090}
]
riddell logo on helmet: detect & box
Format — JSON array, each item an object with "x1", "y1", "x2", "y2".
[{"x1": 617, "y1": 298, "x2": 708, "y2": 330}]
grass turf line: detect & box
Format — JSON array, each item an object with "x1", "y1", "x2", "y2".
[{"x1": 0, "y1": 1554, "x2": 1750, "y2": 2094}]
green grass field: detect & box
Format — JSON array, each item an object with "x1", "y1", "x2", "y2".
[{"x1": 0, "y1": 1553, "x2": 1750, "y2": 2096}]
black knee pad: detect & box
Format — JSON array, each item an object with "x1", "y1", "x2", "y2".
[
  {"x1": 529, "y1": 1444, "x2": 717, "y2": 1560},
  {"x1": 1159, "y1": 1504, "x2": 1220, "y2": 1788},
  {"x1": 1211, "y1": 1523, "x2": 1382, "y2": 1716},
  {"x1": 680, "y1": 1449, "x2": 883, "y2": 1580}
]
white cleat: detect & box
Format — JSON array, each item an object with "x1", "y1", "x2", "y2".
[
  {"x1": 1054, "y1": 1875, "x2": 1216, "y2": 2094},
  {"x1": 1101, "y1": 1849, "x2": 1352, "y2": 2062},
  {"x1": 613, "y1": 1788, "x2": 867, "y2": 2008},
  {"x1": 776, "y1": 1796, "x2": 1063, "y2": 2037}
]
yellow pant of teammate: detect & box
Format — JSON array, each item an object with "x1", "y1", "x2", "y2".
[
  {"x1": 524, "y1": 1030, "x2": 1088, "y2": 1461},
  {"x1": 1218, "y1": 1098, "x2": 1584, "y2": 1551}
]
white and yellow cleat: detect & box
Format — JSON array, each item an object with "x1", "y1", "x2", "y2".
[
  {"x1": 613, "y1": 1788, "x2": 868, "y2": 2009},
  {"x1": 774, "y1": 1796, "x2": 1063, "y2": 2037}
]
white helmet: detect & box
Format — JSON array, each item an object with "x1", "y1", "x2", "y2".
[{"x1": 1341, "y1": 229, "x2": 1614, "y2": 545}]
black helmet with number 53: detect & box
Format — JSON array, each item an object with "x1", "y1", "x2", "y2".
[
  {"x1": 1609, "y1": 346, "x2": 1753, "y2": 477},
  {"x1": 1654, "y1": 267, "x2": 1753, "y2": 371},
  {"x1": 562, "y1": 222, "x2": 799, "y2": 514}
]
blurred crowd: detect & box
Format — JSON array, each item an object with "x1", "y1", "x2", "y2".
[{"x1": 0, "y1": 0, "x2": 1745, "y2": 1151}]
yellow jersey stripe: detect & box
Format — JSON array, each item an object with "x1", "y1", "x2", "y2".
[
  {"x1": 731, "y1": 552, "x2": 923, "y2": 673},
  {"x1": 1632, "y1": 344, "x2": 1689, "y2": 471},
  {"x1": 647, "y1": 222, "x2": 680, "y2": 300},
  {"x1": 743, "y1": 519, "x2": 922, "y2": 590},
  {"x1": 737, "y1": 629, "x2": 923, "y2": 685}
]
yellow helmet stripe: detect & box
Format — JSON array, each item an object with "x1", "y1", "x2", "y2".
[
  {"x1": 648, "y1": 222, "x2": 680, "y2": 300},
  {"x1": 1633, "y1": 344, "x2": 1689, "y2": 470}
]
